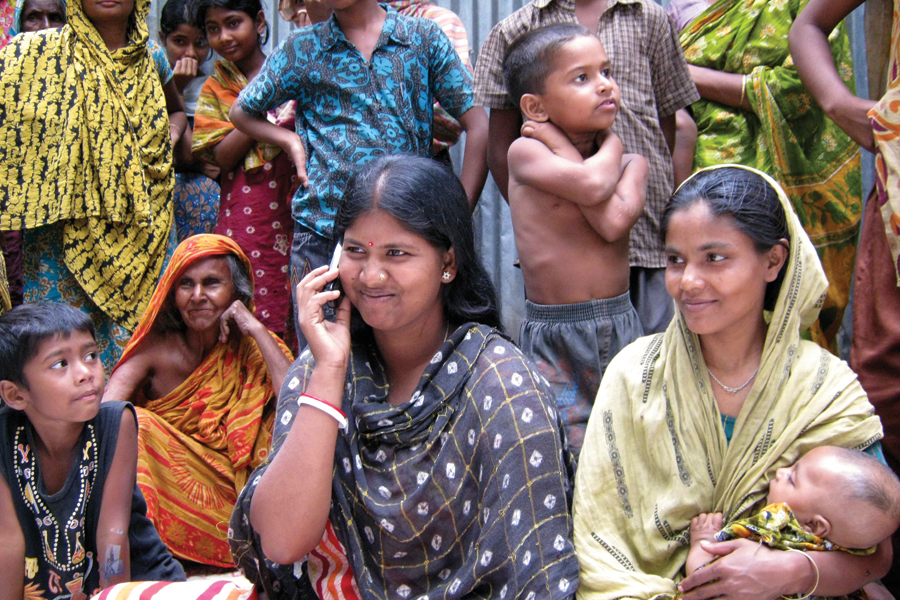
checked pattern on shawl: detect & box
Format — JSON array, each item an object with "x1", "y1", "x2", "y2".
[{"x1": 231, "y1": 324, "x2": 579, "y2": 599}]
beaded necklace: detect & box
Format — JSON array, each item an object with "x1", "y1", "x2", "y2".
[{"x1": 14, "y1": 422, "x2": 98, "y2": 575}]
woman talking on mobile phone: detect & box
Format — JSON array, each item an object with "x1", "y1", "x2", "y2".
[{"x1": 230, "y1": 155, "x2": 579, "y2": 600}]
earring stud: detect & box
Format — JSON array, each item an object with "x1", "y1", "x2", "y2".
[{"x1": 442, "y1": 272, "x2": 451, "y2": 281}]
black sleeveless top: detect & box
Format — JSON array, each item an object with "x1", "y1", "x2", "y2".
[{"x1": 0, "y1": 401, "x2": 184, "y2": 598}]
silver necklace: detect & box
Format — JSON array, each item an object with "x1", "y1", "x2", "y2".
[{"x1": 708, "y1": 366, "x2": 759, "y2": 393}]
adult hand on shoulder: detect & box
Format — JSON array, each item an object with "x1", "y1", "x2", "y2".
[
  {"x1": 172, "y1": 57, "x2": 199, "y2": 96},
  {"x1": 296, "y1": 266, "x2": 351, "y2": 373},
  {"x1": 218, "y1": 300, "x2": 264, "y2": 344},
  {"x1": 678, "y1": 539, "x2": 806, "y2": 600}
]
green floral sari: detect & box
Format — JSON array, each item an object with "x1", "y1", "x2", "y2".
[{"x1": 681, "y1": 0, "x2": 862, "y2": 350}]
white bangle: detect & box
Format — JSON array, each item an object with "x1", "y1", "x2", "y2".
[{"x1": 298, "y1": 394, "x2": 347, "y2": 430}]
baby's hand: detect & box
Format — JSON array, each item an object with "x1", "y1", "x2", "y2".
[
  {"x1": 520, "y1": 120, "x2": 570, "y2": 155},
  {"x1": 690, "y1": 512, "x2": 724, "y2": 543},
  {"x1": 685, "y1": 513, "x2": 724, "y2": 575}
]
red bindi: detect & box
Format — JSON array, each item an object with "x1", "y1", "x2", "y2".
[{"x1": 368, "y1": 241, "x2": 374, "y2": 246}]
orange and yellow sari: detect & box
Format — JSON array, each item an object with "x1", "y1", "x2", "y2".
[{"x1": 115, "y1": 234, "x2": 291, "y2": 567}]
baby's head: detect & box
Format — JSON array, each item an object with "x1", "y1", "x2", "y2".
[
  {"x1": 0, "y1": 303, "x2": 104, "y2": 424},
  {"x1": 767, "y1": 446, "x2": 900, "y2": 549},
  {"x1": 503, "y1": 22, "x2": 620, "y2": 137}
]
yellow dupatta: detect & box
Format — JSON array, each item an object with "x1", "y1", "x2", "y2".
[
  {"x1": 114, "y1": 234, "x2": 292, "y2": 567},
  {"x1": 0, "y1": 0, "x2": 173, "y2": 331},
  {"x1": 573, "y1": 165, "x2": 883, "y2": 600}
]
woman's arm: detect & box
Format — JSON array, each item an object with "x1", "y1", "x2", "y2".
[
  {"x1": 689, "y1": 65, "x2": 752, "y2": 112},
  {"x1": 218, "y1": 300, "x2": 293, "y2": 398},
  {"x1": 95, "y1": 410, "x2": 137, "y2": 589},
  {"x1": 679, "y1": 536, "x2": 891, "y2": 600},
  {"x1": 103, "y1": 352, "x2": 152, "y2": 406},
  {"x1": 0, "y1": 476, "x2": 24, "y2": 600},
  {"x1": 230, "y1": 104, "x2": 308, "y2": 187},
  {"x1": 789, "y1": 0, "x2": 875, "y2": 151},
  {"x1": 248, "y1": 266, "x2": 351, "y2": 564},
  {"x1": 456, "y1": 106, "x2": 489, "y2": 210}
]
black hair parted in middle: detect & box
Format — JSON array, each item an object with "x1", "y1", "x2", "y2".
[
  {"x1": 186, "y1": 0, "x2": 265, "y2": 38},
  {"x1": 503, "y1": 22, "x2": 596, "y2": 108},
  {"x1": 335, "y1": 155, "x2": 502, "y2": 331}
]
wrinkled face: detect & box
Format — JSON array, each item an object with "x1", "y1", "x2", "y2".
[
  {"x1": 664, "y1": 200, "x2": 784, "y2": 338},
  {"x1": 339, "y1": 210, "x2": 455, "y2": 336},
  {"x1": 173, "y1": 256, "x2": 238, "y2": 332},
  {"x1": 535, "y1": 35, "x2": 620, "y2": 135},
  {"x1": 162, "y1": 22, "x2": 209, "y2": 64},
  {"x1": 14, "y1": 331, "x2": 105, "y2": 427},
  {"x1": 81, "y1": 0, "x2": 135, "y2": 25},
  {"x1": 20, "y1": 0, "x2": 66, "y2": 32},
  {"x1": 204, "y1": 7, "x2": 264, "y2": 64}
]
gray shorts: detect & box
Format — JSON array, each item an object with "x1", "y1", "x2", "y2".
[{"x1": 519, "y1": 292, "x2": 643, "y2": 457}]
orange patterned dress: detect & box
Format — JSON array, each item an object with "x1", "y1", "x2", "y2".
[{"x1": 113, "y1": 235, "x2": 292, "y2": 567}]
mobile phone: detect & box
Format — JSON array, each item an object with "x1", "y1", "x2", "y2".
[{"x1": 325, "y1": 240, "x2": 342, "y2": 310}]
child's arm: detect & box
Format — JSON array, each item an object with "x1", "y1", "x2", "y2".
[
  {"x1": 230, "y1": 104, "x2": 308, "y2": 187},
  {"x1": 685, "y1": 512, "x2": 723, "y2": 574},
  {"x1": 0, "y1": 476, "x2": 25, "y2": 600},
  {"x1": 208, "y1": 124, "x2": 260, "y2": 178},
  {"x1": 520, "y1": 120, "x2": 583, "y2": 162},
  {"x1": 163, "y1": 79, "x2": 189, "y2": 165},
  {"x1": 456, "y1": 106, "x2": 489, "y2": 210},
  {"x1": 508, "y1": 125, "x2": 624, "y2": 209},
  {"x1": 579, "y1": 152, "x2": 647, "y2": 243},
  {"x1": 96, "y1": 410, "x2": 138, "y2": 589}
]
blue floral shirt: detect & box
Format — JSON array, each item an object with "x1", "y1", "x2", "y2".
[{"x1": 238, "y1": 7, "x2": 474, "y2": 237}]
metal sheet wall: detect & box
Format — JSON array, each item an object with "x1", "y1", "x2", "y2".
[{"x1": 146, "y1": 0, "x2": 872, "y2": 339}]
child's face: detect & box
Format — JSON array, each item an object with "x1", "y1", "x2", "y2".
[
  {"x1": 9, "y1": 330, "x2": 105, "y2": 427},
  {"x1": 533, "y1": 35, "x2": 620, "y2": 136},
  {"x1": 766, "y1": 447, "x2": 882, "y2": 548},
  {"x1": 162, "y1": 23, "x2": 210, "y2": 65},
  {"x1": 81, "y1": 0, "x2": 135, "y2": 25},
  {"x1": 204, "y1": 7, "x2": 264, "y2": 64}
]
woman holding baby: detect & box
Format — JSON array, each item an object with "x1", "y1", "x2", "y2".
[{"x1": 573, "y1": 165, "x2": 888, "y2": 599}]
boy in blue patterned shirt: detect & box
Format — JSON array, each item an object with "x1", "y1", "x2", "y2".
[{"x1": 230, "y1": 0, "x2": 488, "y2": 350}]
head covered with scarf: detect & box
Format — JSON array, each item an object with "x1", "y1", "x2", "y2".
[
  {"x1": 0, "y1": 0, "x2": 174, "y2": 331},
  {"x1": 114, "y1": 233, "x2": 292, "y2": 567},
  {"x1": 573, "y1": 164, "x2": 883, "y2": 599}
]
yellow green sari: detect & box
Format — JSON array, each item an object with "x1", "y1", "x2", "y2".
[{"x1": 681, "y1": 0, "x2": 862, "y2": 350}]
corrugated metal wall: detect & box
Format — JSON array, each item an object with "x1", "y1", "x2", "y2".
[{"x1": 147, "y1": 0, "x2": 873, "y2": 340}]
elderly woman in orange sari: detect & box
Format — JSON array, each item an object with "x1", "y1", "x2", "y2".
[{"x1": 103, "y1": 234, "x2": 292, "y2": 567}]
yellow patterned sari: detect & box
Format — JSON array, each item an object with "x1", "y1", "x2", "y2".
[
  {"x1": 114, "y1": 235, "x2": 291, "y2": 567},
  {"x1": 681, "y1": 0, "x2": 862, "y2": 350},
  {"x1": 0, "y1": 0, "x2": 173, "y2": 332}
]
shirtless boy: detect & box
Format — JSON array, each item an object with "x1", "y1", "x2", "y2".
[{"x1": 503, "y1": 22, "x2": 648, "y2": 454}]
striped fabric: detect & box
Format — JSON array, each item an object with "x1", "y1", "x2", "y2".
[
  {"x1": 307, "y1": 521, "x2": 362, "y2": 600},
  {"x1": 92, "y1": 580, "x2": 258, "y2": 600}
]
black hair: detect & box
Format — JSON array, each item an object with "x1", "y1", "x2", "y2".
[
  {"x1": 186, "y1": 0, "x2": 268, "y2": 43},
  {"x1": 828, "y1": 447, "x2": 900, "y2": 525},
  {"x1": 660, "y1": 167, "x2": 790, "y2": 311},
  {"x1": 503, "y1": 22, "x2": 596, "y2": 108},
  {"x1": 160, "y1": 0, "x2": 190, "y2": 36},
  {"x1": 155, "y1": 254, "x2": 254, "y2": 334},
  {"x1": 0, "y1": 303, "x2": 96, "y2": 389},
  {"x1": 335, "y1": 155, "x2": 502, "y2": 331}
]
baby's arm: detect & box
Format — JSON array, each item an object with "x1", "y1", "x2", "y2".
[
  {"x1": 96, "y1": 410, "x2": 138, "y2": 588},
  {"x1": 0, "y1": 476, "x2": 25, "y2": 600},
  {"x1": 685, "y1": 512, "x2": 723, "y2": 574}
]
